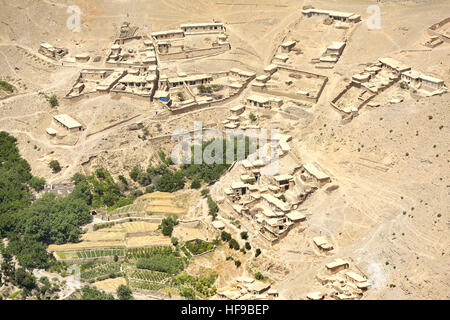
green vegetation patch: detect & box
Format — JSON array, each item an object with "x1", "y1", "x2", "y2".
[
  {"x1": 136, "y1": 255, "x2": 184, "y2": 274},
  {"x1": 0, "y1": 80, "x2": 14, "y2": 94},
  {"x1": 185, "y1": 239, "x2": 214, "y2": 256}
]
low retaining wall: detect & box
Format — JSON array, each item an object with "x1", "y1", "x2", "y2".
[
  {"x1": 157, "y1": 43, "x2": 230, "y2": 61},
  {"x1": 258, "y1": 65, "x2": 328, "y2": 103},
  {"x1": 110, "y1": 90, "x2": 152, "y2": 102}
]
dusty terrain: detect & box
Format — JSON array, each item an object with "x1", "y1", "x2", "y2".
[{"x1": 0, "y1": 0, "x2": 448, "y2": 299}]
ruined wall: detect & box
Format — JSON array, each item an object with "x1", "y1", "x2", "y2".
[
  {"x1": 428, "y1": 17, "x2": 450, "y2": 43},
  {"x1": 261, "y1": 65, "x2": 329, "y2": 103}
]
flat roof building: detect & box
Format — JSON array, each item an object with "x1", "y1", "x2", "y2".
[
  {"x1": 325, "y1": 258, "x2": 349, "y2": 273},
  {"x1": 152, "y1": 29, "x2": 185, "y2": 40},
  {"x1": 302, "y1": 8, "x2": 361, "y2": 23},
  {"x1": 180, "y1": 22, "x2": 226, "y2": 34},
  {"x1": 378, "y1": 57, "x2": 411, "y2": 74},
  {"x1": 302, "y1": 163, "x2": 331, "y2": 186},
  {"x1": 53, "y1": 114, "x2": 82, "y2": 132}
]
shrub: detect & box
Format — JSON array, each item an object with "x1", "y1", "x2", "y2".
[
  {"x1": 201, "y1": 189, "x2": 210, "y2": 197},
  {"x1": 118, "y1": 175, "x2": 128, "y2": 186},
  {"x1": 145, "y1": 185, "x2": 155, "y2": 194},
  {"x1": 245, "y1": 242, "x2": 251, "y2": 250},
  {"x1": 49, "y1": 160, "x2": 61, "y2": 173},
  {"x1": 185, "y1": 240, "x2": 214, "y2": 255},
  {"x1": 29, "y1": 176, "x2": 46, "y2": 191},
  {"x1": 129, "y1": 166, "x2": 140, "y2": 181},
  {"x1": 254, "y1": 272, "x2": 264, "y2": 280},
  {"x1": 249, "y1": 113, "x2": 257, "y2": 122},
  {"x1": 116, "y1": 285, "x2": 133, "y2": 300},
  {"x1": 0, "y1": 80, "x2": 14, "y2": 93},
  {"x1": 255, "y1": 248, "x2": 261, "y2": 257},
  {"x1": 229, "y1": 239, "x2": 240, "y2": 251},
  {"x1": 190, "y1": 179, "x2": 201, "y2": 189},
  {"x1": 180, "y1": 287, "x2": 195, "y2": 300},
  {"x1": 234, "y1": 260, "x2": 241, "y2": 268},
  {"x1": 240, "y1": 231, "x2": 248, "y2": 240},
  {"x1": 221, "y1": 231, "x2": 231, "y2": 242},
  {"x1": 159, "y1": 215, "x2": 179, "y2": 237},
  {"x1": 47, "y1": 95, "x2": 59, "y2": 107},
  {"x1": 207, "y1": 196, "x2": 218, "y2": 218}
]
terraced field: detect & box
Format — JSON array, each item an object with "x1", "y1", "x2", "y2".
[
  {"x1": 127, "y1": 269, "x2": 171, "y2": 283},
  {"x1": 76, "y1": 248, "x2": 125, "y2": 259},
  {"x1": 81, "y1": 262, "x2": 123, "y2": 282},
  {"x1": 127, "y1": 246, "x2": 176, "y2": 260}
]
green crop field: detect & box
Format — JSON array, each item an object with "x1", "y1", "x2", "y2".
[
  {"x1": 81, "y1": 262, "x2": 122, "y2": 281},
  {"x1": 127, "y1": 269, "x2": 171, "y2": 283},
  {"x1": 76, "y1": 248, "x2": 125, "y2": 260},
  {"x1": 126, "y1": 246, "x2": 175, "y2": 260}
]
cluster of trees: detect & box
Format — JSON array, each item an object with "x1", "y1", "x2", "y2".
[
  {"x1": 126, "y1": 138, "x2": 257, "y2": 196},
  {"x1": 116, "y1": 285, "x2": 133, "y2": 300},
  {"x1": 159, "y1": 215, "x2": 179, "y2": 237},
  {"x1": 1, "y1": 246, "x2": 62, "y2": 299},
  {"x1": 1, "y1": 249, "x2": 35, "y2": 291},
  {"x1": 180, "y1": 137, "x2": 255, "y2": 186},
  {"x1": 171, "y1": 271, "x2": 217, "y2": 299},
  {"x1": 129, "y1": 162, "x2": 185, "y2": 193},
  {"x1": 206, "y1": 196, "x2": 218, "y2": 219},
  {"x1": 71, "y1": 169, "x2": 137, "y2": 212},
  {"x1": 0, "y1": 132, "x2": 95, "y2": 270},
  {"x1": 185, "y1": 240, "x2": 214, "y2": 255},
  {"x1": 136, "y1": 255, "x2": 184, "y2": 274},
  {"x1": 80, "y1": 285, "x2": 114, "y2": 300},
  {"x1": 220, "y1": 231, "x2": 240, "y2": 251}
]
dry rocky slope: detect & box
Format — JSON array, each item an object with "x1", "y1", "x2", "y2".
[{"x1": 0, "y1": 0, "x2": 448, "y2": 299}]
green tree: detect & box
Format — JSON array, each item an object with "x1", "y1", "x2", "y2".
[
  {"x1": 159, "y1": 216, "x2": 178, "y2": 237},
  {"x1": 29, "y1": 177, "x2": 46, "y2": 192},
  {"x1": 207, "y1": 196, "x2": 218, "y2": 219},
  {"x1": 116, "y1": 285, "x2": 133, "y2": 300},
  {"x1": 155, "y1": 171, "x2": 185, "y2": 192},
  {"x1": 254, "y1": 272, "x2": 265, "y2": 280},
  {"x1": 13, "y1": 267, "x2": 36, "y2": 290},
  {"x1": 180, "y1": 287, "x2": 195, "y2": 300},
  {"x1": 201, "y1": 189, "x2": 210, "y2": 198},
  {"x1": 80, "y1": 285, "x2": 115, "y2": 300},
  {"x1": 129, "y1": 166, "x2": 140, "y2": 181},
  {"x1": 190, "y1": 179, "x2": 201, "y2": 189},
  {"x1": 229, "y1": 239, "x2": 240, "y2": 250},
  {"x1": 221, "y1": 231, "x2": 231, "y2": 242},
  {"x1": 49, "y1": 160, "x2": 61, "y2": 173}
]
